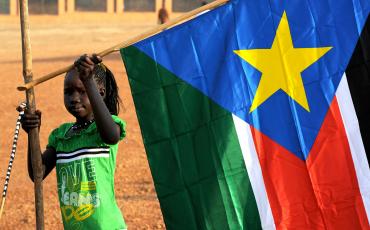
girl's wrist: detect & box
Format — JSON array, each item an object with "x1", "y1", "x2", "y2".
[
  {"x1": 82, "y1": 77, "x2": 100, "y2": 95},
  {"x1": 81, "y1": 76, "x2": 95, "y2": 85}
]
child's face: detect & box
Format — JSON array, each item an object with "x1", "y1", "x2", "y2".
[{"x1": 64, "y1": 70, "x2": 93, "y2": 122}]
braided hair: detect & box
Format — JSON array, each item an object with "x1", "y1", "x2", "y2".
[{"x1": 93, "y1": 63, "x2": 121, "y2": 115}]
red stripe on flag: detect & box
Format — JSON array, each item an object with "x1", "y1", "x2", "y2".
[
  {"x1": 306, "y1": 97, "x2": 369, "y2": 229},
  {"x1": 250, "y1": 128, "x2": 325, "y2": 229},
  {"x1": 251, "y1": 97, "x2": 369, "y2": 229}
]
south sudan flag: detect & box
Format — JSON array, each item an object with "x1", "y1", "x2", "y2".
[{"x1": 121, "y1": 0, "x2": 370, "y2": 229}]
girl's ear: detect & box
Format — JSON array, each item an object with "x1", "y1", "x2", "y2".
[{"x1": 99, "y1": 87, "x2": 106, "y2": 99}]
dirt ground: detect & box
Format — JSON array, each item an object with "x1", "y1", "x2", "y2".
[{"x1": 0, "y1": 12, "x2": 177, "y2": 229}]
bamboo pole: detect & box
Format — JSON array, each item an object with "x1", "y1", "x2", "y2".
[
  {"x1": 19, "y1": 0, "x2": 44, "y2": 229},
  {"x1": 17, "y1": 0, "x2": 229, "y2": 91}
]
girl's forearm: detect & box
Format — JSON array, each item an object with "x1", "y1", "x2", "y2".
[
  {"x1": 83, "y1": 78, "x2": 120, "y2": 144},
  {"x1": 27, "y1": 139, "x2": 46, "y2": 182},
  {"x1": 27, "y1": 139, "x2": 56, "y2": 182}
]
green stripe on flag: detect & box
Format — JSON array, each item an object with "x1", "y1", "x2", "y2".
[{"x1": 121, "y1": 46, "x2": 262, "y2": 230}]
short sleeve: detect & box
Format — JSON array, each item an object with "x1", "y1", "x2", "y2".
[
  {"x1": 112, "y1": 115, "x2": 126, "y2": 140},
  {"x1": 47, "y1": 128, "x2": 58, "y2": 149}
]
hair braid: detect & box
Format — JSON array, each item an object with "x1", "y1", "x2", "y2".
[{"x1": 93, "y1": 64, "x2": 121, "y2": 115}]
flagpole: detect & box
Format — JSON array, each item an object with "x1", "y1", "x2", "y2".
[
  {"x1": 19, "y1": 0, "x2": 45, "y2": 229},
  {"x1": 17, "y1": 0, "x2": 229, "y2": 91}
]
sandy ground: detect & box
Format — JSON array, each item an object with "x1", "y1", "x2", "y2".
[{"x1": 0, "y1": 12, "x2": 175, "y2": 229}]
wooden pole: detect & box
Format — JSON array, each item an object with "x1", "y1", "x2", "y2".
[
  {"x1": 19, "y1": 0, "x2": 44, "y2": 229},
  {"x1": 17, "y1": 0, "x2": 229, "y2": 91}
]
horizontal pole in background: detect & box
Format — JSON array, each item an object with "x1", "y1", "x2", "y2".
[{"x1": 17, "y1": 0, "x2": 229, "y2": 91}]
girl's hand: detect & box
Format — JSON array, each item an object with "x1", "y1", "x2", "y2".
[
  {"x1": 20, "y1": 109, "x2": 42, "y2": 133},
  {"x1": 74, "y1": 54, "x2": 102, "y2": 82}
]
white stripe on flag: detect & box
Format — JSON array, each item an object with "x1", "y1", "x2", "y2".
[
  {"x1": 336, "y1": 73, "x2": 370, "y2": 222},
  {"x1": 232, "y1": 115, "x2": 276, "y2": 230}
]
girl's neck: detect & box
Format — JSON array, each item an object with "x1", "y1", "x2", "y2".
[
  {"x1": 72, "y1": 119, "x2": 94, "y2": 131},
  {"x1": 75, "y1": 114, "x2": 94, "y2": 124}
]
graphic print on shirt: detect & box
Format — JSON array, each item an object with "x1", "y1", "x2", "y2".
[{"x1": 57, "y1": 147, "x2": 109, "y2": 224}]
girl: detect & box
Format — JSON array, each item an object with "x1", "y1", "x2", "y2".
[{"x1": 21, "y1": 54, "x2": 127, "y2": 230}]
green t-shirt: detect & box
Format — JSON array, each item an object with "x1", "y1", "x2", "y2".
[{"x1": 48, "y1": 115, "x2": 127, "y2": 230}]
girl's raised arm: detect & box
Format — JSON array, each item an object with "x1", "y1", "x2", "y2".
[{"x1": 74, "y1": 54, "x2": 121, "y2": 144}]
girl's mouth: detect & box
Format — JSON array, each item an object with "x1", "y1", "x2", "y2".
[{"x1": 70, "y1": 106, "x2": 84, "y2": 112}]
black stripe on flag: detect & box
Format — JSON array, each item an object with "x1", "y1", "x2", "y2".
[{"x1": 345, "y1": 15, "x2": 370, "y2": 166}]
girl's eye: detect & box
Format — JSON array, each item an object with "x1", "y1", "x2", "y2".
[{"x1": 64, "y1": 89, "x2": 72, "y2": 95}]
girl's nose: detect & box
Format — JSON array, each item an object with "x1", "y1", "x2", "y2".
[{"x1": 70, "y1": 92, "x2": 81, "y2": 103}]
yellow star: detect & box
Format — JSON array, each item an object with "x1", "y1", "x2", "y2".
[{"x1": 234, "y1": 11, "x2": 332, "y2": 113}]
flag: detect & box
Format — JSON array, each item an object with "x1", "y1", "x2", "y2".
[{"x1": 121, "y1": 0, "x2": 370, "y2": 229}]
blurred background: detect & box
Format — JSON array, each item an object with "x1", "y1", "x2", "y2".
[
  {"x1": 0, "y1": 0, "x2": 212, "y2": 229},
  {"x1": 0, "y1": 0, "x2": 208, "y2": 14}
]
